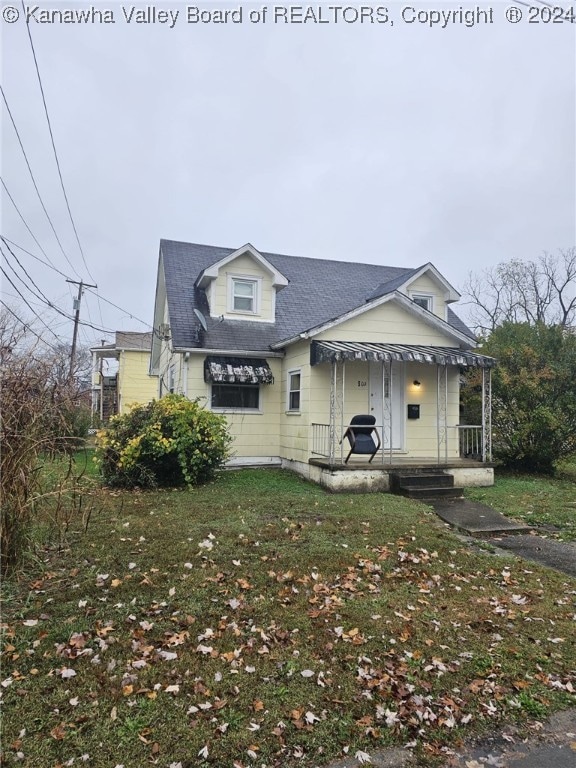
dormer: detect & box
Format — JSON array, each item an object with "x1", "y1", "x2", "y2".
[
  {"x1": 369, "y1": 263, "x2": 460, "y2": 322},
  {"x1": 195, "y1": 244, "x2": 288, "y2": 323},
  {"x1": 402, "y1": 263, "x2": 460, "y2": 321}
]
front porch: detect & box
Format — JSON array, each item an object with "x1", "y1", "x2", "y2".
[
  {"x1": 303, "y1": 456, "x2": 494, "y2": 493},
  {"x1": 303, "y1": 340, "x2": 495, "y2": 492}
]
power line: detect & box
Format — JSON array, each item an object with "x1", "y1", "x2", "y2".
[
  {"x1": 21, "y1": 6, "x2": 96, "y2": 286},
  {"x1": 2, "y1": 236, "x2": 57, "y2": 307},
  {"x1": 3, "y1": 235, "x2": 153, "y2": 331},
  {"x1": 0, "y1": 300, "x2": 61, "y2": 352},
  {"x1": 84, "y1": 287, "x2": 153, "y2": 329},
  {"x1": 0, "y1": 233, "x2": 70, "y2": 279},
  {"x1": 0, "y1": 176, "x2": 65, "y2": 275},
  {"x1": 1, "y1": 86, "x2": 82, "y2": 279},
  {"x1": 1, "y1": 239, "x2": 116, "y2": 336},
  {"x1": 0, "y1": 258, "x2": 65, "y2": 345}
]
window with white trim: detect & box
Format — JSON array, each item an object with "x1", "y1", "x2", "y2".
[
  {"x1": 287, "y1": 370, "x2": 301, "y2": 411},
  {"x1": 211, "y1": 383, "x2": 260, "y2": 410},
  {"x1": 229, "y1": 277, "x2": 259, "y2": 314},
  {"x1": 411, "y1": 294, "x2": 433, "y2": 312}
]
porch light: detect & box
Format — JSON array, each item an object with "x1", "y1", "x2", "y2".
[{"x1": 413, "y1": 380, "x2": 421, "y2": 388}]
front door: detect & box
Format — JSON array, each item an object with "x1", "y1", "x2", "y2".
[{"x1": 369, "y1": 362, "x2": 404, "y2": 450}]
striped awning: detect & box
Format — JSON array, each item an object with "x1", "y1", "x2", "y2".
[
  {"x1": 310, "y1": 341, "x2": 495, "y2": 368},
  {"x1": 204, "y1": 356, "x2": 274, "y2": 384}
]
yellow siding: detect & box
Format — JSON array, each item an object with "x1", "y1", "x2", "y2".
[
  {"x1": 185, "y1": 355, "x2": 282, "y2": 458},
  {"x1": 403, "y1": 363, "x2": 460, "y2": 458},
  {"x1": 404, "y1": 274, "x2": 447, "y2": 320},
  {"x1": 280, "y1": 340, "x2": 311, "y2": 462},
  {"x1": 210, "y1": 253, "x2": 275, "y2": 321},
  {"x1": 315, "y1": 299, "x2": 457, "y2": 345},
  {"x1": 118, "y1": 351, "x2": 158, "y2": 413}
]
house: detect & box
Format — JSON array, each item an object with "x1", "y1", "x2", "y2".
[
  {"x1": 90, "y1": 331, "x2": 157, "y2": 421},
  {"x1": 150, "y1": 240, "x2": 495, "y2": 492}
]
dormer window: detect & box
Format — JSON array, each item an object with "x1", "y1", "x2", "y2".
[
  {"x1": 411, "y1": 294, "x2": 433, "y2": 312},
  {"x1": 228, "y1": 275, "x2": 260, "y2": 315},
  {"x1": 233, "y1": 279, "x2": 255, "y2": 312}
]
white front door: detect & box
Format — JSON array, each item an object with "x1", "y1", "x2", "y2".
[{"x1": 369, "y1": 362, "x2": 404, "y2": 450}]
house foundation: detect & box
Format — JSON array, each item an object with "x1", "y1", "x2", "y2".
[{"x1": 279, "y1": 457, "x2": 494, "y2": 493}]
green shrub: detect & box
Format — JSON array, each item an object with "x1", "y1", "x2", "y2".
[
  {"x1": 95, "y1": 395, "x2": 232, "y2": 489},
  {"x1": 461, "y1": 322, "x2": 576, "y2": 474}
]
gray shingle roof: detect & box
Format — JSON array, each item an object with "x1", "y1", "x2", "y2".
[
  {"x1": 160, "y1": 239, "x2": 475, "y2": 351},
  {"x1": 366, "y1": 267, "x2": 422, "y2": 301}
]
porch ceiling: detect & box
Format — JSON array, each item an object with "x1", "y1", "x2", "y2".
[{"x1": 310, "y1": 340, "x2": 495, "y2": 368}]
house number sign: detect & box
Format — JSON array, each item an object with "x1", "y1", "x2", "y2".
[{"x1": 357, "y1": 380, "x2": 367, "y2": 387}]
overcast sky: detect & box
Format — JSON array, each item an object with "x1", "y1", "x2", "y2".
[{"x1": 2, "y1": 2, "x2": 575, "y2": 349}]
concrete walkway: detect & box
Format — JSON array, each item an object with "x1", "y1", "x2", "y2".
[
  {"x1": 429, "y1": 498, "x2": 576, "y2": 578},
  {"x1": 443, "y1": 707, "x2": 576, "y2": 767},
  {"x1": 430, "y1": 499, "x2": 532, "y2": 537},
  {"x1": 490, "y1": 533, "x2": 576, "y2": 578}
]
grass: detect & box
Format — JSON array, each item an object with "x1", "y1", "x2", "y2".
[
  {"x1": 466, "y1": 457, "x2": 576, "y2": 541},
  {"x1": 1, "y1": 468, "x2": 575, "y2": 767}
]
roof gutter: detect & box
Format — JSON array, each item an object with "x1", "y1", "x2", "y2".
[{"x1": 173, "y1": 347, "x2": 285, "y2": 358}]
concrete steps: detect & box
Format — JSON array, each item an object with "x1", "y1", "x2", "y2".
[{"x1": 390, "y1": 471, "x2": 464, "y2": 500}]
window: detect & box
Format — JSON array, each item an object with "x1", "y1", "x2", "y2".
[
  {"x1": 231, "y1": 278, "x2": 257, "y2": 313},
  {"x1": 287, "y1": 370, "x2": 301, "y2": 411},
  {"x1": 411, "y1": 294, "x2": 433, "y2": 312},
  {"x1": 211, "y1": 383, "x2": 259, "y2": 410}
]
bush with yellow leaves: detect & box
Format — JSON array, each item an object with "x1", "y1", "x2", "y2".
[{"x1": 96, "y1": 395, "x2": 231, "y2": 488}]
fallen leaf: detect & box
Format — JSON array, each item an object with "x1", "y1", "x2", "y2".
[{"x1": 60, "y1": 668, "x2": 76, "y2": 679}]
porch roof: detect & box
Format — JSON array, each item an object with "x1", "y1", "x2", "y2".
[{"x1": 310, "y1": 340, "x2": 496, "y2": 368}]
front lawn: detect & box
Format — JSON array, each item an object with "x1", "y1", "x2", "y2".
[
  {"x1": 1, "y1": 469, "x2": 575, "y2": 767},
  {"x1": 466, "y1": 461, "x2": 576, "y2": 541}
]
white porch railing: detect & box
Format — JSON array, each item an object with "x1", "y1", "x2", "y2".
[
  {"x1": 311, "y1": 423, "x2": 331, "y2": 457},
  {"x1": 456, "y1": 425, "x2": 483, "y2": 460},
  {"x1": 312, "y1": 423, "x2": 487, "y2": 462},
  {"x1": 312, "y1": 422, "x2": 390, "y2": 463}
]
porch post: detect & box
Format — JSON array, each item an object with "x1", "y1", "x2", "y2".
[
  {"x1": 481, "y1": 367, "x2": 492, "y2": 462},
  {"x1": 329, "y1": 360, "x2": 345, "y2": 464},
  {"x1": 436, "y1": 364, "x2": 448, "y2": 464},
  {"x1": 329, "y1": 361, "x2": 336, "y2": 464},
  {"x1": 340, "y1": 362, "x2": 346, "y2": 463},
  {"x1": 381, "y1": 359, "x2": 392, "y2": 464}
]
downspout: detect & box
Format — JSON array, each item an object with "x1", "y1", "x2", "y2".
[{"x1": 183, "y1": 353, "x2": 190, "y2": 398}]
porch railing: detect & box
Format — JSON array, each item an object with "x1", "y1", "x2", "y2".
[
  {"x1": 312, "y1": 422, "x2": 389, "y2": 463},
  {"x1": 457, "y1": 425, "x2": 483, "y2": 460},
  {"x1": 313, "y1": 423, "x2": 487, "y2": 462},
  {"x1": 311, "y1": 423, "x2": 331, "y2": 457}
]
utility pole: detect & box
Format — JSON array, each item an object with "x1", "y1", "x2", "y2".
[{"x1": 66, "y1": 278, "x2": 97, "y2": 380}]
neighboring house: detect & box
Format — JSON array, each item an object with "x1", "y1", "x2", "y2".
[
  {"x1": 91, "y1": 332, "x2": 157, "y2": 420},
  {"x1": 151, "y1": 240, "x2": 495, "y2": 491}
]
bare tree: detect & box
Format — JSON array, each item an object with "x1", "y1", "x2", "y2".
[
  {"x1": 463, "y1": 248, "x2": 576, "y2": 333},
  {"x1": 0, "y1": 307, "x2": 95, "y2": 572}
]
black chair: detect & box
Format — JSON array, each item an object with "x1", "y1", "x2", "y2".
[{"x1": 342, "y1": 414, "x2": 381, "y2": 463}]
